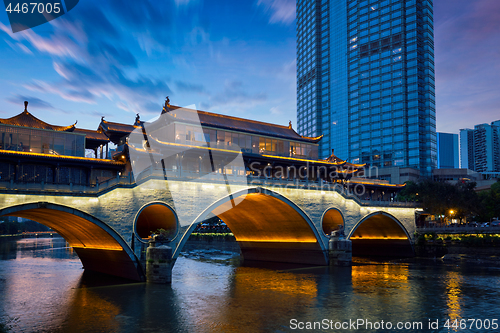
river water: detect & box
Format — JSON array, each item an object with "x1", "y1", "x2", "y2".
[{"x1": 1, "y1": 236, "x2": 500, "y2": 333}]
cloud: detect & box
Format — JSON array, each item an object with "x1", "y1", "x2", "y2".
[
  {"x1": 200, "y1": 80, "x2": 267, "y2": 113},
  {"x1": 174, "y1": 0, "x2": 199, "y2": 7},
  {"x1": 4, "y1": 40, "x2": 33, "y2": 54},
  {"x1": 434, "y1": 0, "x2": 500, "y2": 132},
  {"x1": 6, "y1": 95, "x2": 54, "y2": 109},
  {"x1": 270, "y1": 106, "x2": 283, "y2": 115},
  {"x1": 24, "y1": 61, "x2": 171, "y2": 114},
  {"x1": 175, "y1": 81, "x2": 206, "y2": 94},
  {"x1": 257, "y1": 0, "x2": 295, "y2": 24},
  {"x1": 0, "y1": 0, "x2": 201, "y2": 104}
]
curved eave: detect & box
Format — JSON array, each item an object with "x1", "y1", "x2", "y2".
[
  {"x1": 299, "y1": 134, "x2": 323, "y2": 143},
  {"x1": 347, "y1": 180, "x2": 406, "y2": 188},
  {"x1": 286, "y1": 126, "x2": 323, "y2": 143},
  {"x1": 99, "y1": 120, "x2": 140, "y2": 134},
  {"x1": 344, "y1": 162, "x2": 367, "y2": 168}
]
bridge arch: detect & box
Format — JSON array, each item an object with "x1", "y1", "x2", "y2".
[
  {"x1": 321, "y1": 208, "x2": 345, "y2": 236},
  {"x1": 0, "y1": 202, "x2": 144, "y2": 281},
  {"x1": 133, "y1": 201, "x2": 179, "y2": 243},
  {"x1": 174, "y1": 187, "x2": 328, "y2": 265},
  {"x1": 347, "y1": 211, "x2": 414, "y2": 257}
]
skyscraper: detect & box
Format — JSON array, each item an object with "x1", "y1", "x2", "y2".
[
  {"x1": 437, "y1": 132, "x2": 458, "y2": 169},
  {"x1": 296, "y1": 0, "x2": 437, "y2": 175},
  {"x1": 459, "y1": 121, "x2": 500, "y2": 172},
  {"x1": 459, "y1": 128, "x2": 474, "y2": 170}
]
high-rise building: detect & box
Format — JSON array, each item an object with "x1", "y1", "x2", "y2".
[
  {"x1": 459, "y1": 128, "x2": 474, "y2": 170},
  {"x1": 296, "y1": 0, "x2": 437, "y2": 175},
  {"x1": 459, "y1": 121, "x2": 500, "y2": 172},
  {"x1": 436, "y1": 132, "x2": 458, "y2": 169}
]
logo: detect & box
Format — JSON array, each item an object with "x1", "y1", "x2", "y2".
[{"x1": 4, "y1": 0, "x2": 79, "y2": 33}]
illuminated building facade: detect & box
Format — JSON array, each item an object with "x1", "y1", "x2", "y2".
[
  {"x1": 296, "y1": 0, "x2": 437, "y2": 176},
  {"x1": 0, "y1": 102, "x2": 121, "y2": 184},
  {"x1": 0, "y1": 100, "x2": 405, "y2": 198}
]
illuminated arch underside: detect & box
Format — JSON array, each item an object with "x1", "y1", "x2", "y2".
[
  {"x1": 3, "y1": 206, "x2": 142, "y2": 280},
  {"x1": 136, "y1": 203, "x2": 177, "y2": 239},
  {"x1": 212, "y1": 192, "x2": 327, "y2": 265},
  {"x1": 322, "y1": 209, "x2": 344, "y2": 235},
  {"x1": 350, "y1": 213, "x2": 414, "y2": 257}
]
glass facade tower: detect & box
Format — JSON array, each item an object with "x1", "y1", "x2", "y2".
[{"x1": 296, "y1": 0, "x2": 437, "y2": 175}]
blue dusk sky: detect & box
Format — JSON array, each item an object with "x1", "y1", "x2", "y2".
[{"x1": 0, "y1": 0, "x2": 499, "y2": 134}]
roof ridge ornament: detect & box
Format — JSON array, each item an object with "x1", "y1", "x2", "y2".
[
  {"x1": 24, "y1": 100, "x2": 28, "y2": 113},
  {"x1": 288, "y1": 120, "x2": 292, "y2": 129},
  {"x1": 162, "y1": 96, "x2": 171, "y2": 114}
]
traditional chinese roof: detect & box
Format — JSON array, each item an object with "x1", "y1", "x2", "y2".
[
  {"x1": 74, "y1": 128, "x2": 109, "y2": 150},
  {"x1": 323, "y1": 150, "x2": 366, "y2": 168},
  {"x1": 0, "y1": 102, "x2": 76, "y2": 132},
  {"x1": 164, "y1": 105, "x2": 322, "y2": 144},
  {"x1": 98, "y1": 118, "x2": 141, "y2": 145}
]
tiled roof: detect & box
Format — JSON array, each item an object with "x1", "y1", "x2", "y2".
[
  {"x1": 74, "y1": 128, "x2": 109, "y2": 141},
  {"x1": 323, "y1": 150, "x2": 366, "y2": 168},
  {"x1": 99, "y1": 119, "x2": 139, "y2": 134},
  {"x1": 0, "y1": 110, "x2": 76, "y2": 132},
  {"x1": 164, "y1": 105, "x2": 323, "y2": 143}
]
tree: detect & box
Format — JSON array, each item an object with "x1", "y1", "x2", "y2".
[
  {"x1": 477, "y1": 181, "x2": 500, "y2": 222},
  {"x1": 397, "y1": 179, "x2": 481, "y2": 224}
]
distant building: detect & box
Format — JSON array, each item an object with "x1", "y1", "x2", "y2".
[
  {"x1": 367, "y1": 166, "x2": 420, "y2": 185},
  {"x1": 437, "y1": 132, "x2": 459, "y2": 169},
  {"x1": 459, "y1": 128, "x2": 474, "y2": 170},
  {"x1": 460, "y1": 121, "x2": 500, "y2": 172},
  {"x1": 432, "y1": 168, "x2": 480, "y2": 183}
]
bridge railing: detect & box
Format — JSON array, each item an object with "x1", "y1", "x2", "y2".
[
  {"x1": 0, "y1": 174, "x2": 135, "y2": 195},
  {"x1": 417, "y1": 225, "x2": 500, "y2": 234}
]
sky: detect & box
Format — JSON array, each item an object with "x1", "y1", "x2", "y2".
[{"x1": 0, "y1": 0, "x2": 498, "y2": 134}]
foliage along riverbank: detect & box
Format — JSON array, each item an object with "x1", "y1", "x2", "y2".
[
  {"x1": 188, "y1": 233, "x2": 236, "y2": 241},
  {"x1": 415, "y1": 232, "x2": 500, "y2": 257}
]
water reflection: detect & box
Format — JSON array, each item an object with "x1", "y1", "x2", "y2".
[
  {"x1": 2, "y1": 237, "x2": 500, "y2": 333},
  {"x1": 209, "y1": 266, "x2": 319, "y2": 332},
  {"x1": 443, "y1": 271, "x2": 463, "y2": 324}
]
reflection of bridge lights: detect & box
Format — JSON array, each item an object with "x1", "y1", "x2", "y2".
[
  {"x1": 444, "y1": 271, "x2": 463, "y2": 322},
  {"x1": 72, "y1": 245, "x2": 123, "y2": 251},
  {"x1": 350, "y1": 236, "x2": 409, "y2": 240},
  {"x1": 235, "y1": 238, "x2": 317, "y2": 243}
]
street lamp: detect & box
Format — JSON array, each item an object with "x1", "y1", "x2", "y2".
[{"x1": 449, "y1": 210, "x2": 455, "y2": 225}]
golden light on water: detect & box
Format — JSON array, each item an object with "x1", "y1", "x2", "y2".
[
  {"x1": 350, "y1": 236, "x2": 409, "y2": 240},
  {"x1": 235, "y1": 238, "x2": 318, "y2": 243},
  {"x1": 444, "y1": 271, "x2": 463, "y2": 325}
]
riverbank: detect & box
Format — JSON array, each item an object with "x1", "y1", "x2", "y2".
[{"x1": 0, "y1": 232, "x2": 59, "y2": 239}]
